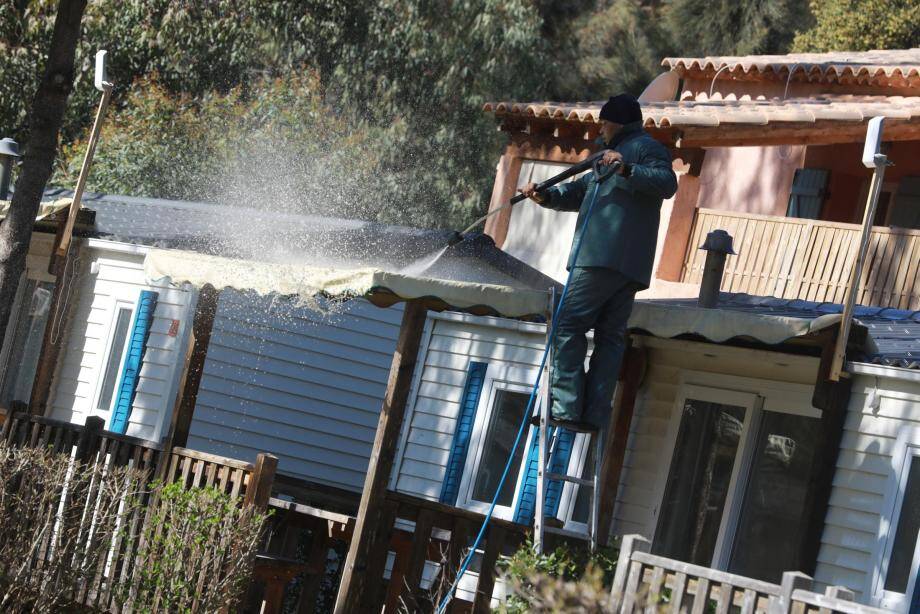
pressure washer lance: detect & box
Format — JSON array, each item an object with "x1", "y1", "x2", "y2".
[{"x1": 446, "y1": 149, "x2": 618, "y2": 247}]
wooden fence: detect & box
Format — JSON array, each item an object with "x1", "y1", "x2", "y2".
[
  {"x1": 610, "y1": 535, "x2": 890, "y2": 614},
  {"x1": 681, "y1": 208, "x2": 920, "y2": 309},
  {"x1": 259, "y1": 489, "x2": 529, "y2": 613},
  {"x1": 0, "y1": 411, "x2": 276, "y2": 612}
]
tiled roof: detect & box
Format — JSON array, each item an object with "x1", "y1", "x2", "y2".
[
  {"x1": 662, "y1": 49, "x2": 920, "y2": 85},
  {"x1": 647, "y1": 293, "x2": 920, "y2": 370},
  {"x1": 483, "y1": 96, "x2": 920, "y2": 129}
]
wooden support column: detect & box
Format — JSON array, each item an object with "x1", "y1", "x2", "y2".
[
  {"x1": 598, "y1": 344, "x2": 647, "y2": 545},
  {"x1": 483, "y1": 151, "x2": 523, "y2": 249},
  {"x1": 162, "y1": 284, "x2": 219, "y2": 452},
  {"x1": 334, "y1": 300, "x2": 427, "y2": 614},
  {"x1": 656, "y1": 161, "x2": 703, "y2": 282}
]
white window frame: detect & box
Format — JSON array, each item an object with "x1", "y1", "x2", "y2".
[
  {"x1": 91, "y1": 298, "x2": 137, "y2": 425},
  {"x1": 456, "y1": 363, "x2": 546, "y2": 521},
  {"x1": 650, "y1": 371, "x2": 820, "y2": 570},
  {"x1": 869, "y1": 426, "x2": 920, "y2": 612}
]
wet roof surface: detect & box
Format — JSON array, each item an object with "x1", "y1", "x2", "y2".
[
  {"x1": 646, "y1": 293, "x2": 920, "y2": 370},
  {"x1": 42, "y1": 188, "x2": 559, "y2": 295}
]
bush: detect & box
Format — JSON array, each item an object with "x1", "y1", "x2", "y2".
[
  {"x1": 497, "y1": 539, "x2": 618, "y2": 613},
  {"x1": 0, "y1": 440, "x2": 267, "y2": 613},
  {"x1": 122, "y1": 481, "x2": 268, "y2": 613},
  {"x1": 0, "y1": 442, "x2": 146, "y2": 612}
]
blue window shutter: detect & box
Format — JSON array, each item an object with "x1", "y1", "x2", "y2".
[
  {"x1": 439, "y1": 361, "x2": 488, "y2": 504},
  {"x1": 109, "y1": 291, "x2": 158, "y2": 435},
  {"x1": 513, "y1": 426, "x2": 576, "y2": 524}
]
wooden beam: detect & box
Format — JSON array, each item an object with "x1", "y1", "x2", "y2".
[
  {"x1": 674, "y1": 121, "x2": 920, "y2": 148},
  {"x1": 162, "y1": 284, "x2": 219, "y2": 451},
  {"x1": 598, "y1": 344, "x2": 647, "y2": 545},
  {"x1": 334, "y1": 300, "x2": 428, "y2": 614}
]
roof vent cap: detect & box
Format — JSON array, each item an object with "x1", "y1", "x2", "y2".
[{"x1": 700, "y1": 229, "x2": 736, "y2": 255}]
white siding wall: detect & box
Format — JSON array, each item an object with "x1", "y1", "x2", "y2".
[
  {"x1": 47, "y1": 245, "x2": 192, "y2": 441},
  {"x1": 813, "y1": 370, "x2": 920, "y2": 600},
  {"x1": 186, "y1": 292, "x2": 403, "y2": 492},
  {"x1": 611, "y1": 338, "x2": 820, "y2": 538},
  {"x1": 393, "y1": 313, "x2": 546, "y2": 500}
]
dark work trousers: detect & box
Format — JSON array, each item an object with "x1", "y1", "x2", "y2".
[{"x1": 550, "y1": 266, "x2": 639, "y2": 431}]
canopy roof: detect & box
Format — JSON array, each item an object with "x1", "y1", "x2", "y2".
[
  {"x1": 484, "y1": 96, "x2": 920, "y2": 147},
  {"x1": 0, "y1": 198, "x2": 71, "y2": 222},
  {"x1": 145, "y1": 248, "x2": 553, "y2": 319}
]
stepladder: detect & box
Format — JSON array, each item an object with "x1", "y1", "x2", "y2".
[
  {"x1": 532, "y1": 405, "x2": 604, "y2": 554},
  {"x1": 533, "y1": 288, "x2": 604, "y2": 554}
]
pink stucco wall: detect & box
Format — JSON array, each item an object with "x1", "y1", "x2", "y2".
[{"x1": 696, "y1": 145, "x2": 806, "y2": 216}]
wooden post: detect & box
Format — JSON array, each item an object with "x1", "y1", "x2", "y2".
[
  {"x1": 598, "y1": 345, "x2": 646, "y2": 545},
  {"x1": 162, "y1": 284, "x2": 219, "y2": 453},
  {"x1": 609, "y1": 534, "x2": 650, "y2": 613},
  {"x1": 243, "y1": 452, "x2": 278, "y2": 510},
  {"x1": 771, "y1": 571, "x2": 812, "y2": 614},
  {"x1": 334, "y1": 300, "x2": 427, "y2": 614},
  {"x1": 75, "y1": 415, "x2": 104, "y2": 463}
]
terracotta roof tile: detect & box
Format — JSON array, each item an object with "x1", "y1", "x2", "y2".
[
  {"x1": 483, "y1": 96, "x2": 920, "y2": 131},
  {"x1": 662, "y1": 49, "x2": 920, "y2": 84}
]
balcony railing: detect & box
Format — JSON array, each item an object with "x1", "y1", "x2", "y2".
[{"x1": 681, "y1": 208, "x2": 920, "y2": 310}]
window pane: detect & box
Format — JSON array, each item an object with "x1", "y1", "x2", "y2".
[
  {"x1": 0, "y1": 280, "x2": 53, "y2": 407},
  {"x1": 471, "y1": 389, "x2": 530, "y2": 506},
  {"x1": 728, "y1": 412, "x2": 822, "y2": 582},
  {"x1": 97, "y1": 308, "x2": 133, "y2": 411},
  {"x1": 653, "y1": 399, "x2": 745, "y2": 566},
  {"x1": 885, "y1": 455, "x2": 920, "y2": 593}
]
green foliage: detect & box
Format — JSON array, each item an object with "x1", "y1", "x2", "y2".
[
  {"x1": 792, "y1": 0, "x2": 920, "y2": 52},
  {"x1": 568, "y1": 1, "x2": 672, "y2": 99},
  {"x1": 664, "y1": 0, "x2": 812, "y2": 56},
  {"x1": 125, "y1": 480, "x2": 267, "y2": 614},
  {"x1": 498, "y1": 539, "x2": 618, "y2": 613}
]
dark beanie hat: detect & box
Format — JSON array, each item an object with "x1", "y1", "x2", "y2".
[{"x1": 599, "y1": 94, "x2": 642, "y2": 124}]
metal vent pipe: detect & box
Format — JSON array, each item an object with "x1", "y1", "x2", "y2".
[{"x1": 698, "y1": 229, "x2": 735, "y2": 308}]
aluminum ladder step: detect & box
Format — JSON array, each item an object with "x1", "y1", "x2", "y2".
[{"x1": 544, "y1": 526, "x2": 592, "y2": 541}]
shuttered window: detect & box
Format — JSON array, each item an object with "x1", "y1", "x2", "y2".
[
  {"x1": 108, "y1": 290, "x2": 158, "y2": 435},
  {"x1": 440, "y1": 362, "x2": 488, "y2": 505},
  {"x1": 786, "y1": 168, "x2": 829, "y2": 220}
]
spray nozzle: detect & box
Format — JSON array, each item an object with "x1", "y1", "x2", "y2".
[{"x1": 446, "y1": 231, "x2": 465, "y2": 247}]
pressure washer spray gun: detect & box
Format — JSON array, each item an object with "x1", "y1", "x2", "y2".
[{"x1": 446, "y1": 149, "x2": 621, "y2": 247}]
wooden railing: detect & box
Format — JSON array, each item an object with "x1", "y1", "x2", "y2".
[
  {"x1": 610, "y1": 535, "x2": 889, "y2": 614},
  {"x1": 260, "y1": 489, "x2": 530, "y2": 613},
  {"x1": 681, "y1": 208, "x2": 920, "y2": 309}
]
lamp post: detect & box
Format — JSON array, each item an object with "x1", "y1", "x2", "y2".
[{"x1": 0, "y1": 138, "x2": 20, "y2": 201}]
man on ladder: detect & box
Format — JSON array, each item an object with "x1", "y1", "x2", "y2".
[{"x1": 519, "y1": 94, "x2": 677, "y2": 549}]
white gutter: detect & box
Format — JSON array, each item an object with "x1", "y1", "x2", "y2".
[
  {"x1": 846, "y1": 361, "x2": 920, "y2": 383},
  {"x1": 86, "y1": 237, "x2": 150, "y2": 256}
]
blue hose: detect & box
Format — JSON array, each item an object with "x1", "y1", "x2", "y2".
[{"x1": 436, "y1": 160, "x2": 615, "y2": 612}]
